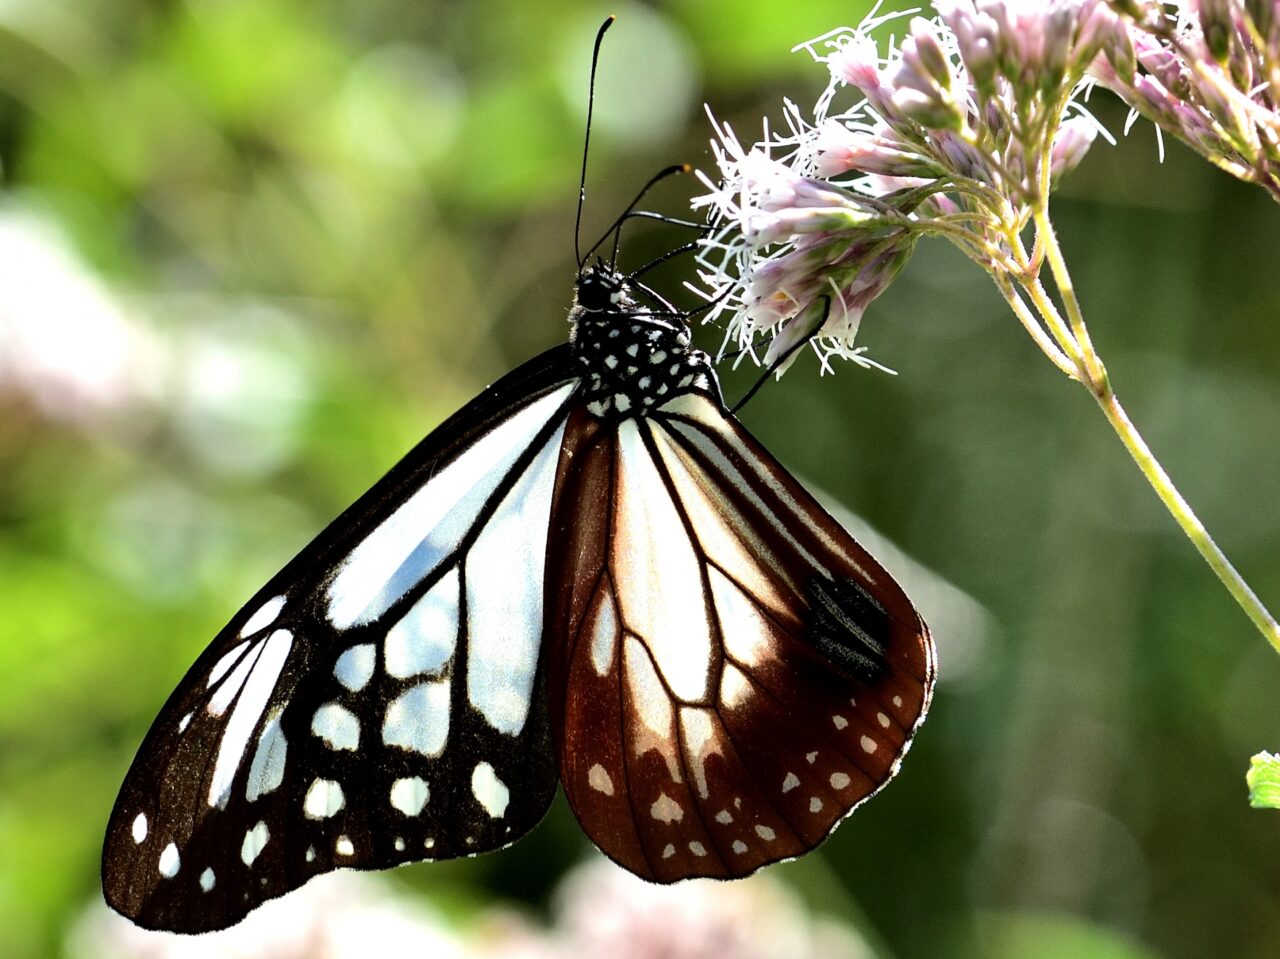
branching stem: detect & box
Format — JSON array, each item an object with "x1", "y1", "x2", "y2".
[{"x1": 1003, "y1": 202, "x2": 1280, "y2": 652}]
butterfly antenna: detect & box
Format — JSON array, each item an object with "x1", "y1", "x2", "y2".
[
  {"x1": 730, "y1": 296, "x2": 831, "y2": 416},
  {"x1": 576, "y1": 16, "x2": 615, "y2": 270},
  {"x1": 578, "y1": 164, "x2": 689, "y2": 265},
  {"x1": 628, "y1": 240, "x2": 701, "y2": 280},
  {"x1": 607, "y1": 164, "x2": 691, "y2": 265}
]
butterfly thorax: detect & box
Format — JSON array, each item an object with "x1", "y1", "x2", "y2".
[{"x1": 569, "y1": 263, "x2": 713, "y2": 420}]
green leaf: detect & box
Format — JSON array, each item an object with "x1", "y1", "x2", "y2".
[{"x1": 1247, "y1": 752, "x2": 1280, "y2": 809}]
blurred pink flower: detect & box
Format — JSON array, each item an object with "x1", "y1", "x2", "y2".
[{"x1": 72, "y1": 859, "x2": 875, "y2": 959}]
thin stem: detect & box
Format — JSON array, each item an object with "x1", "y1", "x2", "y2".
[
  {"x1": 1095, "y1": 390, "x2": 1280, "y2": 652},
  {"x1": 991, "y1": 272, "x2": 1080, "y2": 379},
  {"x1": 1030, "y1": 207, "x2": 1280, "y2": 651},
  {"x1": 1018, "y1": 269, "x2": 1087, "y2": 370},
  {"x1": 1033, "y1": 206, "x2": 1108, "y2": 387}
]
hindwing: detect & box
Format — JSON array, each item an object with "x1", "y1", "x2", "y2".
[{"x1": 547, "y1": 391, "x2": 935, "y2": 880}]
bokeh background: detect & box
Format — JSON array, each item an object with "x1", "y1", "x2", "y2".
[{"x1": 3, "y1": 1, "x2": 1280, "y2": 957}]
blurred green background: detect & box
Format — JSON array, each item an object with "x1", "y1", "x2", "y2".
[{"x1": 2, "y1": 1, "x2": 1279, "y2": 957}]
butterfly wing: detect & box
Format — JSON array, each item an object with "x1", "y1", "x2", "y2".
[
  {"x1": 103, "y1": 347, "x2": 580, "y2": 932},
  {"x1": 547, "y1": 391, "x2": 935, "y2": 880}
]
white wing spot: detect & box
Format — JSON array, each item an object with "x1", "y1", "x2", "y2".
[
  {"x1": 245, "y1": 713, "x2": 287, "y2": 802},
  {"x1": 394, "y1": 837, "x2": 406, "y2": 852},
  {"x1": 680, "y1": 707, "x2": 720, "y2": 800},
  {"x1": 208, "y1": 629, "x2": 294, "y2": 809},
  {"x1": 850, "y1": 696, "x2": 858, "y2": 708},
  {"x1": 614, "y1": 393, "x2": 632, "y2": 413},
  {"x1": 715, "y1": 809, "x2": 733, "y2": 825},
  {"x1": 303, "y1": 778, "x2": 345, "y2": 819},
  {"x1": 893, "y1": 695, "x2": 903, "y2": 708},
  {"x1": 336, "y1": 836, "x2": 355, "y2": 857},
  {"x1": 424, "y1": 837, "x2": 435, "y2": 849},
  {"x1": 588, "y1": 591, "x2": 618, "y2": 677},
  {"x1": 732, "y1": 840, "x2": 748, "y2": 855},
  {"x1": 833, "y1": 715, "x2": 849, "y2": 730},
  {"x1": 689, "y1": 841, "x2": 708, "y2": 857},
  {"x1": 877, "y1": 712, "x2": 891, "y2": 728},
  {"x1": 131, "y1": 814, "x2": 147, "y2": 844},
  {"x1": 782, "y1": 772, "x2": 800, "y2": 793},
  {"x1": 809, "y1": 796, "x2": 824, "y2": 813},
  {"x1": 240, "y1": 595, "x2": 286, "y2": 638},
  {"x1": 178, "y1": 712, "x2": 192, "y2": 732},
  {"x1": 312, "y1": 702, "x2": 360, "y2": 751},
  {"x1": 588, "y1": 763, "x2": 614, "y2": 796},
  {"x1": 207, "y1": 641, "x2": 250, "y2": 691},
  {"x1": 830, "y1": 772, "x2": 852, "y2": 789},
  {"x1": 334, "y1": 644, "x2": 377, "y2": 692},
  {"x1": 305, "y1": 846, "x2": 316, "y2": 863},
  {"x1": 390, "y1": 776, "x2": 430, "y2": 816},
  {"x1": 471, "y1": 762, "x2": 510, "y2": 818},
  {"x1": 755, "y1": 824, "x2": 776, "y2": 841},
  {"x1": 383, "y1": 680, "x2": 449, "y2": 756},
  {"x1": 650, "y1": 793, "x2": 683, "y2": 823},
  {"x1": 662, "y1": 843, "x2": 676, "y2": 860},
  {"x1": 199, "y1": 867, "x2": 215, "y2": 892},
  {"x1": 806, "y1": 751, "x2": 818, "y2": 764},
  {"x1": 861, "y1": 735, "x2": 877, "y2": 754},
  {"x1": 158, "y1": 843, "x2": 180, "y2": 878},
  {"x1": 241, "y1": 821, "x2": 270, "y2": 867},
  {"x1": 386, "y1": 569, "x2": 458, "y2": 679}
]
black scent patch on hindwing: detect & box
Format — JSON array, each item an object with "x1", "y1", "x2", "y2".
[{"x1": 805, "y1": 575, "x2": 890, "y2": 682}]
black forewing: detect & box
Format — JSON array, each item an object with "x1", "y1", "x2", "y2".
[{"x1": 103, "y1": 345, "x2": 579, "y2": 933}]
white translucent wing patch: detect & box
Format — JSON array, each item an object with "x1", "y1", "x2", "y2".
[
  {"x1": 385, "y1": 569, "x2": 460, "y2": 679},
  {"x1": 326, "y1": 384, "x2": 576, "y2": 629},
  {"x1": 649, "y1": 426, "x2": 793, "y2": 616},
  {"x1": 208, "y1": 629, "x2": 294, "y2": 809},
  {"x1": 659, "y1": 394, "x2": 838, "y2": 580},
  {"x1": 613, "y1": 420, "x2": 712, "y2": 702},
  {"x1": 464, "y1": 422, "x2": 565, "y2": 736}
]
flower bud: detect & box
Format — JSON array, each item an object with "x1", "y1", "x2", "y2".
[
  {"x1": 887, "y1": 81, "x2": 965, "y2": 130},
  {"x1": 938, "y1": 0, "x2": 1001, "y2": 100},
  {"x1": 905, "y1": 17, "x2": 957, "y2": 93},
  {"x1": 1197, "y1": 0, "x2": 1235, "y2": 63},
  {"x1": 1050, "y1": 115, "x2": 1099, "y2": 181},
  {"x1": 811, "y1": 120, "x2": 942, "y2": 178}
]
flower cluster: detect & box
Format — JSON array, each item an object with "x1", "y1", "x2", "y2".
[
  {"x1": 696, "y1": 1, "x2": 1132, "y2": 369},
  {"x1": 1090, "y1": 0, "x2": 1280, "y2": 200}
]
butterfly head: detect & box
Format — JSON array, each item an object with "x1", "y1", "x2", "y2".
[{"x1": 573, "y1": 261, "x2": 633, "y2": 315}]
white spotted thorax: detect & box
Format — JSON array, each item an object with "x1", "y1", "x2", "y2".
[{"x1": 569, "y1": 262, "x2": 713, "y2": 419}]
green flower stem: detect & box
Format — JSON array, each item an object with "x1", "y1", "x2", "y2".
[
  {"x1": 991, "y1": 272, "x2": 1080, "y2": 379},
  {"x1": 1027, "y1": 208, "x2": 1280, "y2": 653},
  {"x1": 1032, "y1": 208, "x2": 1108, "y2": 388}
]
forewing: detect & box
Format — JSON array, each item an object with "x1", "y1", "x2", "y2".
[
  {"x1": 547, "y1": 393, "x2": 935, "y2": 881},
  {"x1": 103, "y1": 348, "x2": 579, "y2": 932}
]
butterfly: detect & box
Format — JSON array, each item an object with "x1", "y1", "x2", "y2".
[{"x1": 101, "y1": 23, "x2": 935, "y2": 936}]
